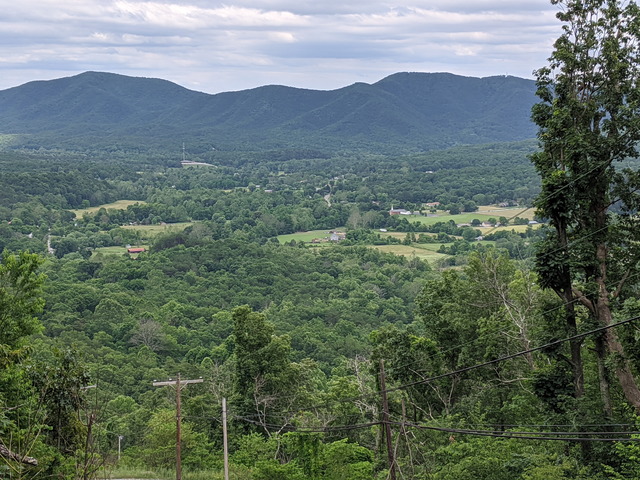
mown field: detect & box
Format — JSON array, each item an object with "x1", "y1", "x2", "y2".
[
  {"x1": 69, "y1": 200, "x2": 145, "y2": 217},
  {"x1": 277, "y1": 229, "x2": 344, "y2": 244},
  {"x1": 370, "y1": 244, "x2": 447, "y2": 261},
  {"x1": 409, "y1": 206, "x2": 535, "y2": 226},
  {"x1": 121, "y1": 222, "x2": 194, "y2": 235},
  {"x1": 91, "y1": 245, "x2": 149, "y2": 258}
]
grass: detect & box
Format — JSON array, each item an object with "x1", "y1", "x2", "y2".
[
  {"x1": 93, "y1": 246, "x2": 130, "y2": 256},
  {"x1": 370, "y1": 244, "x2": 447, "y2": 261},
  {"x1": 277, "y1": 229, "x2": 344, "y2": 244},
  {"x1": 121, "y1": 222, "x2": 194, "y2": 236},
  {"x1": 91, "y1": 245, "x2": 149, "y2": 259},
  {"x1": 69, "y1": 200, "x2": 146, "y2": 218},
  {"x1": 105, "y1": 465, "x2": 250, "y2": 480},
  {"x1": 408, "y1": 207, "x2": 535, "y2": 226}
]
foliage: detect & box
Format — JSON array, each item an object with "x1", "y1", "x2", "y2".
[
  {"x1": 0, "y1": 72, "x2": 538, "y2": 154},
  {"x1": 0, "y1": 251, "x2": 45, "y2": 349},
  {"x1": 531, "y1": 0, "x2": 640, "y2": 412}
]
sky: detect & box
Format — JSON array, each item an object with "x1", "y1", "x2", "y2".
[{"x1": 0, "y1": 0, "x2": 562, "y2": 94}]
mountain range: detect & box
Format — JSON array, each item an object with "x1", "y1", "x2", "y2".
[{"x1": 0, "y1": 71, "x2": 539, "y2": 154}]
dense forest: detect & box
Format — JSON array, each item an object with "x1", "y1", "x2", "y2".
[
  {"x1": 3, "y1": 2, "x2": 640, "y2": 478},
  {"x1": 0, "y1": 133, "x2": 639, "y2": 479},
  {"x1": 0, "y1": 71, "x2": 537, "y2": 154}
]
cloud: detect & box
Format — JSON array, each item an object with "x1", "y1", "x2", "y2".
[{"x1": 0, "y1": 0, "x2": 560, "y2": 93}]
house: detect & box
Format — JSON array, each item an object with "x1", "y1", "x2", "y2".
[
  {"x1": 390, "y1": 208, "x2": 412, "y2": 215},
  {"x1": 127, "y1": 247, "x2": 146, "y2": 254},
  {"x1": 389, "y1": 208, "x2": 409, "y2": 215}
]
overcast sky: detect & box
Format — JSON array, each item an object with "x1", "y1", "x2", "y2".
[{"x1": 0, "y1": 0, "x2": 561, "y2": 94}]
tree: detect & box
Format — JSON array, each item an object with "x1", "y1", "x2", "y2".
[
  {"x1": 0, "y1": 252, "x2": 48, "y2": 476},
  {"x1": 0, "y1": 251, "x2": 45, "y2": 349},
  {"x1": 531, "y1": 0, "x2": 640, "y2": 411},
  {"x1": 232, "y1": 306, "x2": 306, "y2": 434}
]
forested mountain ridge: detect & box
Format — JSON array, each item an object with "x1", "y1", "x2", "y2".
[{"x1": 0, "y1": 71, "x2": 538, "y2": 153}]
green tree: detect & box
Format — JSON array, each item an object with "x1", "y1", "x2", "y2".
[
  {"x1": 0, "y1": 251, "x2": 45, "y2": 349},
  {"x1": 531, "y1": 0, "x2": 640, "y2": 412},
  {"x1": 232, "y1": 306, "x2": 311, "y2": 434},
  {"x1": 139, "y1": 409, "x2": 213, "y2": 470}
]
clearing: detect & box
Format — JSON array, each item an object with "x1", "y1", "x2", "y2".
[{"x1": 69, "y1": 200, "x2": 145, "y2": 218}]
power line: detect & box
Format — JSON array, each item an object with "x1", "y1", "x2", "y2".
[
  {"x1": 369, "y1": 229, "x2": 640, "y2": 381},
  {"x1": 480, "y1": 153, "x2": 619, "y2": 238},
  {"x1": 386, "y1": 315, "x2": 640, "y2": 395},
  {"x1": 233, "y1": 415, "x2": 640, "y2": 443},
  {"x1": 379, "y1": 258, "x2": 640, "y2": 389},
  {"x1": 391, "y1": 421, "x2": 640, "y2": 443},
  {"x1": 237, "y1": 313, "x2": 640, "y2": 416}
]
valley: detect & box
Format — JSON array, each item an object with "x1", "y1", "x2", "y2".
[{"x1": 0, "y1": 67, "x2": 639, "y2": 480}]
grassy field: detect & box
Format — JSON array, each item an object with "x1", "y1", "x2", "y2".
[
  {"x1": 69, "y1": 200, "x2": 145, "y2": 218},
  {"x1": 407, "y1": 206, "x2": 535, "y2": 226},
  {"x1": 370, "y1": 244, "x2": 447, "y2": 261},
  {"x1": 91, "y1": 245, "x2": 149, "y2": 258},
  {"x1": 121, "y1": 222, "x2": 194, "y2": 237},
  {"x1": 107, "y1": 466, "x2": 239, "y2": 480},
  {"x1": 93, "y1": 246, "x2": 129, "y2": 255},
  {"x1": 380, "y1": 231, "x2": 440, "y2": 240},
  {"x1": 277, "y1": 229, "x2": 344, "y2": 244}
]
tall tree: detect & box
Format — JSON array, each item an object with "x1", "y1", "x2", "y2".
[
  {"x1": 0, "y1": 251, "x2": 45, "y2": 349},
  {"x1": 232, "y1": 306, "x2": 314, "y2": 435},
  {"x1": 531, "y1": 0, "x2": 640, "y2": 411},
  {"x1": 0, "y1": 251, "x2": 46, "y2": 475}
]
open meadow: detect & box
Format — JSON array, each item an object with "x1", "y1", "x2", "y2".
[
  {"x1": 409, "y1": 206, "x2": 535, "y2": 226},
  {"x1": 69, "y1": 200, "x2": 145, "y2": 217},
  {"x1": 91, "y1": 245, "x2": 149, "y2": 258},
  {"x1": 370, "y1": 244, "x2": 448, "y2": 261},
  {"x1": 121, "y1": 222, "x2": 194, "y2": 235},
  {"x1": 277, "y1": 229, "x2": 344, "y2": 244}
]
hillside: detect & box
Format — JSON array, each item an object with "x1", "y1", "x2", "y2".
[{"x1": 0, "y1": 71, "x2": 538, "y2": 153}]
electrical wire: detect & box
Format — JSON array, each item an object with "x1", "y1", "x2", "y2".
[
  {"x1": 385, "y1": 314, "x2": 640, "y2": 395},
  {"x1": 391, "y1": 421, "x2": 640, "y2": 443},
  {"x1": 230, "y1": 313, "x2": 640, "y2": 417},
  {"x1": 233, "y1": 414, "x2": 640, "y2": 443}
]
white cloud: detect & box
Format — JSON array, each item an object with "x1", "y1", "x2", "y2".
[{"x1": 0, "y1": 0, "x2": 561, "y2": 92}]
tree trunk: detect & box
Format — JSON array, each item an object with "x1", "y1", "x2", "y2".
[
  {"x1": 596, "y1": 242, "x2": 640, "y2": 413},
  {"x1": 594, "y1": 335, "x2": 613, "y2": 419},
  {"x1": 557, "y1": 220, "x2": 585, "y2": 398}
]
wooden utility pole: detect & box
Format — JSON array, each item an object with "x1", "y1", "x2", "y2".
[
  {"x1": 153, "y1": 374, "x2": 203, "y2": 480},
  {"x1": 222, "y1": 398, "x2": 229, "y2": 480},
  {"x1": 379, "y1": 360, "x2": 396, "y2": 480},
  {"x1": 117, "y1": 435, "x2": 124, "y2": 461}
]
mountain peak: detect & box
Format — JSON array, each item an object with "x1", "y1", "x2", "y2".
[{"x1": 0, "y1": 71, "x2": 538, "y2": 153}]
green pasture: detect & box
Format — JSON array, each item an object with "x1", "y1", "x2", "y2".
[
  {"x1": 408, "y1": 206, "x2": 535, "y2": 226},
  {"x1": 379, "y1": 231, "x2": 440, "y2": 240},
  {"x1": 122, "y1": 222, "x2": 194, "y2": 237},
  {"x1": 277, "y1": 229, "x2": 344, "y2": 244},
  {"x1": 91, "y1": 245, "x2": 149, "y2": 258},
  {"x1": 69, "y1": 200, "x2": 145, "y2": 218},
  {"x1": 370, "y1": 244, "x2": 447, "y2": 261}
]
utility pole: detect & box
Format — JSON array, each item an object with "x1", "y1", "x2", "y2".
[
  {"x1": 379, "y1": 360, "x2": 396, "y2": 480},
  {"x1": 222, "y1": 398, "x2": 229, "y2": 480},
  {"x1": 118, "y1": 435, "x2": 124, "y2": 461},
  {"x1": 153, "y1": 374, "x2": 203, "y2": 480}
]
